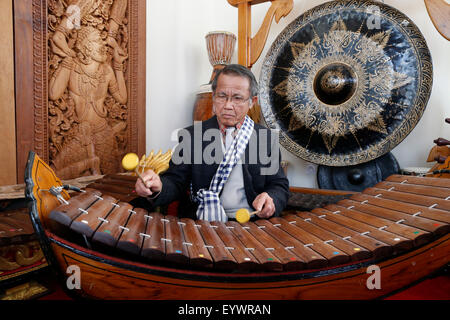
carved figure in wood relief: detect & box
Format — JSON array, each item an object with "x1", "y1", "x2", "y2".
[
  {"x1": 48, "y1": 0, "x2": 128, "y2": 179},
  {"x1": 51, "y1": 0, "x2": 127, "y2": 58}
]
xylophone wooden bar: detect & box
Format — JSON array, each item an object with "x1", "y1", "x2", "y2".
[
  {"x1": 0, "y1": 222, "x2": 17, "y2": 238},
  {"x1": 339, "y1": 198, "x2": 440, "y2": 240},
  {"x1": 386, "y1": 174, "x2": 450, "y2": 188},
  {"x1": 311, "y1": 207, "x2": 413, "y2": 251},
  {"x1": 196, "y1": 220, "x2": 237, "y2": 271},
  {"x1": 103, "y1": 174, "x2": 138, "y2": 182},
  {"x1": 49, "y1": 189, "x2": 101, "y2": 228},
  {"x1": 365, "y1": 187, "x2": 450, "y2": 211},
  {"x1": 141, "y1": 212, "x2": 165, "y2": 261},
  {"x1": 254, "y1": 219, "x2": 328, "y2": 269},
  {"x1": 226, "y1": 221, "x2": 284, "y2": 271},
  {"x1": 269, "y1": 217, "x2": 349, "y2": 266},
  {"x1": 164, "y1": 215, "x2": 190, "y2": 265},
  {"x1": 241, "y1": 222, "x2": 305, "y2": 271},
  {"x1": 0, "y1": 216, "x2": 30, "y2": 233},
  {"x1": 116, "y1": 208, "x2": 148, "y2": 255},
  {"x1": 375, "y1": 181, "x2": 450, "y2": 199},
  {"x1": 70, "y1": 195, "x2": 118, "y2": 238},
  {"x1": 281, "y1": 214, "x2": 371, "y2": 262},
  {"x1": 86, "y1": 174, "x2": 138, "y2": 202},
  {"x1": 350, "y1": 193, "x2": 450, "y2": 226},
  {"x1": 92, "y1": 202, "x2": 134, "y2": 248},
  {"x1": 98, "y1": 174, "x2": 137, "y2": 187},
  {"x1": 179, "y1": 218, "x2": 213, "y2": 268},
  {"x1": 85, "y1": 183, "x2": 136, "y2": 203},
  {"x1": 325, "y1": 203, "x2": 432, "y2": 247},
  {"x1": 295, "y1": 211, "x2": 393, "y2": 259},
  {"x1": 210, "y1": 221, "x2": 260, "y2": 272},
  {"x1": 86, "y1": 183, "x2": 134, "y2": 197}
]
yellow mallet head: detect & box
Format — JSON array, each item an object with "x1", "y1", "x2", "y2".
[
  {"x1": 122, "y1": 153, "x2": 139, "y2": 171},
  {"x1": 236, "y1": 208, "x2": 251, "y2": 224}
]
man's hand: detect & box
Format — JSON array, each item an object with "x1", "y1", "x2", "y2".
[
  {"x1": 52, "y1": 30, "x2": 76, "y2": 58},
  {"x1": 135, "y1": 170, "x2": 162, "y2": 198},
  {"x1": 252, "y1": 192, "x2": 275, "y2": 219},
  {"x1": 112, "y1": 44, "x2": 128, "y2": 63}
]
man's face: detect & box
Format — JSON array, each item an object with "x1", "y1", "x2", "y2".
[
  {"x1": 87, "y1": 32, "x2": 107, "y2": 63},
  {"x1": 212, "y1": 73, "x2": 256, "y2": 127}
]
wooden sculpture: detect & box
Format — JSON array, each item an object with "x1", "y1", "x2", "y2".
[
  {"x1": 0, "y1": 242, "x2": 44, "y2": 272},
  {"x1": 227, "y1": 0, "x2": 294, "y2": 123},
  {"x1": 48, "y1": 0, "x2": 128, "y2": 179},
  {"x1": 12, "y1": 0, "x2": 145, "y2": 182},
  {"x1": 426, "y1": 119, "x2": 450, "y2": 178},
  {"x1": 430, "y1": 157, "x2": 450, "y2": 178}
]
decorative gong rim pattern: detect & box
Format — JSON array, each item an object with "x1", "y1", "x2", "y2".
[{"x1": 259, "y1": 0, "x2": 433, "y2": 166}]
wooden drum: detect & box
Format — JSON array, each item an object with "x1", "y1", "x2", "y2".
[
  {"x1": 193, "y1": 31, "x2": 236, "y2": 122},
  {"x1": 205, "y1": 31, "x2": 236, "y2": 71}
]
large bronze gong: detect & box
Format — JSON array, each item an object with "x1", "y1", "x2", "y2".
[
  {"x1": 259, "y1": 0, "x2": 433, "y2": 166},
  {"x1": 317, "y1": 152, "x2": 400, "y2": 192}
]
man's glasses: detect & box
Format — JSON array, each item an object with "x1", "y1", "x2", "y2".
[{"x1": 213, "y1": 93, "x2": 250, "y2": 106}]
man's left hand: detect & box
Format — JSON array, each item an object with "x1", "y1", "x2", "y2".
[
  {"x1": 252, "y1": 192, "x2": 275, "y2": 219},
  {"x1": 112, "y1": 44, "x2": 128, "y2": 63}
]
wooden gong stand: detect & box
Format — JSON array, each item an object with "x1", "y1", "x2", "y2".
[
  {"x1": 227, "y1": 0, "x2": 293, "y2": 122},
  {"x1": 424, "y1": 0, "x2": 450, "y2": 41}
]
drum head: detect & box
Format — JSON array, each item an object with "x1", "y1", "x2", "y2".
[
  {"x1": 317, "y1": 152, "x2": 400, "y2": 192},
  {"x1": 259, "y1": 0, "x2": 433, "y2": 166}
]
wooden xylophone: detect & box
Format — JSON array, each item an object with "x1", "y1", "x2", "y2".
[
  {"x1": 84, "y1": 174, "x2": 138, "y2": 203},
  {"x1": 48, "y1": 175, "x2": 450, "y2": 273}
]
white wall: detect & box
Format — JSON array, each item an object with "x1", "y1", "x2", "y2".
[{"x1": 147, "y1": 0, "x2": 450, "y2": 188}]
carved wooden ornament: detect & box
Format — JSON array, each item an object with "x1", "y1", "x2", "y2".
[{"x1": 15, "y1": 0, "x2": 145, "y2": 181}]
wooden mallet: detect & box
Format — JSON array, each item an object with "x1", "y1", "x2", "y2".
[
  {"x1": 235, "y1": 208, "x2": 259, "y2": 224},
  {"x1": 122, "y1": 153, "x2": 150, "y2": 188}
]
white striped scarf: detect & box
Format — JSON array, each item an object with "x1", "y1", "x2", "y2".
[{"x1": 192, "y1": 115, "x2": 254, "y2": 221}]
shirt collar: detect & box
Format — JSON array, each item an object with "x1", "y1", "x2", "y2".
[{"x1": 218, "y1": 117, "x2": 245, "y2": 137}]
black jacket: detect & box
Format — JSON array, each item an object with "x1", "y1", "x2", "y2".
[{"x1": 149, "y1": 116, "x2": 290, "y2": 220}]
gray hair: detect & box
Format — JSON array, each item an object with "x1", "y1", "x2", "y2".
[{"x1": 211, "y1": 64, "x2": 259, "y2": 98}]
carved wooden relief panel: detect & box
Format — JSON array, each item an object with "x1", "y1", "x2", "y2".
[{"x1": 14, "y1": 0, "x2": 146, "y2": 182}]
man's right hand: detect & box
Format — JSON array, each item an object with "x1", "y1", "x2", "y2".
[{"x1": 135, "y1": 170, "x2": 162, "y2": 198}]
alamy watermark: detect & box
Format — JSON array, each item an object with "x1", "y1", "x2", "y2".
[
  {"x1": 170, "y1": 122, "x2": 281, "y2": 176},
  {"x1": 366, "y1": 5, "x2": 382, "y2": 30},
  {"x1": 66, "y1": 265, "x2": 81, "y2": 290},
  {"x1": 366, "y1": 1, "x2": 409, "y2": 31},
  {"x1": 366, "y1": 265, "x2": 381, "y2": 290},
  {"x1": 66, "y1": 5, "x2": 81, "y2": 30}
]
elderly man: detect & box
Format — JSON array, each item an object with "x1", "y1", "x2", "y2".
[{"x1": 135, "y1": 64, "x2": 289, "y2": 221}]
